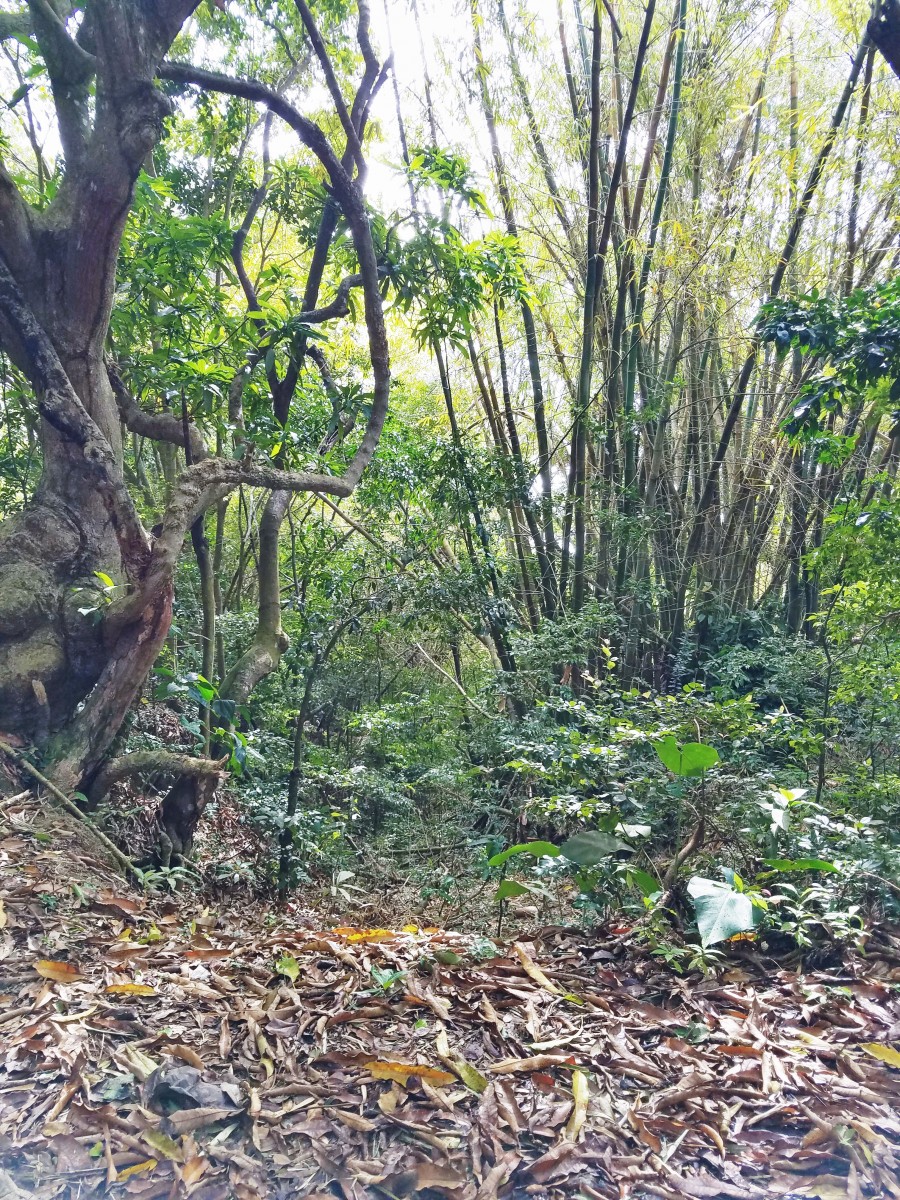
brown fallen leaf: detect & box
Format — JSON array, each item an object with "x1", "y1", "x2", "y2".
[
  {"x1": 333, "y1": 1110, "x2": 378, "y2": 1132},
  {"x1": 165, "y1": 1107, "x2": 238, "y2": 1136},
  {"x1": 366, "y1": 1060, "x2": 456, "y2": 1087},
  {"x1": 488, "y1": 1054, "x2": 574, "y2": 1074},
  {"x1": 164, "y1": 1043, "x2": 205, "y2": 1070},
  {"x1": 525, "y1": 1141, "x2": 579, "y2": 1183},
  {"x1": 179, "y1": 1157, "x2": 208, "y2": 1189},
  {"x1": 627, "y1": 1107, "x2": 662, "y2": 1153},
  {"x1": 513, "y1": 942, "x2": 561, "y2": 995},
  {"x1": 96, "y1": 890, "x2": 143, "y2": 915},
  {"x1": 415, "y1": 1163, "x2": 468, "y2": 1190},
  {"x1": 34, "y1": 959, "x2": 82, "y2": 983}
]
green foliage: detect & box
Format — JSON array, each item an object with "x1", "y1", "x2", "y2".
[
  {"x1": 560, "y1": 831, "x2": 629, "y2": 866},
  {"x1": 687, "y1": 873, "x2": 764, "y2": 947},
  {"x1": 653, "y1": 737, "x2": 719, "y2": 777},
  {"x1": 759, "y1": 279, "x2": 900, "y2": 438},
  {"x1": 487, "y1": 841, "x2": 561, "y2": 867}
]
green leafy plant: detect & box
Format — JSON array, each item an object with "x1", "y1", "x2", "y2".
[
  {"x1": 687, "y1": 870, "x2": 766, "y2": 947},
  {"x1": 653, "y1": 737, "x2": 720, "y2": 777}
]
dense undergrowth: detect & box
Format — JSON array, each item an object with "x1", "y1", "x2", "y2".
[{"x1": 96, "y1": 505, "x2": 900, "y2": 973}]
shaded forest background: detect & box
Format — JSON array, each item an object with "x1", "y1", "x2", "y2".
[{"x1": 0, "y1": 0, "x2": 899, "y2": 960}]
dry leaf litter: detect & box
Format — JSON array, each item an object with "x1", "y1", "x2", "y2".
[{"x1": 1, "y1": 793, "x2": 900, "y2": 1200}]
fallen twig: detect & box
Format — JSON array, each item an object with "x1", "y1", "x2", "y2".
[{"x1": 0, "y1": 738, "x2": 138, "y2": 880}]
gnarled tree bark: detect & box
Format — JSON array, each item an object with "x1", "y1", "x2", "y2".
[{"x1": 0, "y1": 2, "x2": 391, "y2": 799}]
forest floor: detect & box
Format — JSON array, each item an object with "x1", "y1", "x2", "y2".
[{"x1": 1, "y1": 793, "x2": 900, "y2": 1200}]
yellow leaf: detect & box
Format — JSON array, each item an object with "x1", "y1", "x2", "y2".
[
  {"x1": 448, "y1": 1057, "x2": 489, "y2": 1094},
  {"x1": 401, "y1": 924, "x2": 419, "y2": 934},
  {"x1": 346, "y1": 928, "x2": 396, "y2": 943},
  {"x1": 34, "y1": 959, "x2": 83, "y2": 983},
  {"x1": 180, "y1": 1157, "x2": 208, "y2": 1187},
  {"x1": 117, "y1": 1160, "x2": 157, "y2": 1181},
  {"x1": 565, "y1": 1070, "x2": 589, "y2": 1141},
  {"x1": 513, "y1": 943, "x2": 560, "y2": 996},
  {"x1": 365, "y1": 1060, "x2": 456, "y2": 1087},
  {"x1": 105, "y1": 984, "x2": 156, "y2": 997},
  {"x1": 51, "y1": 1005, "x2": 99, "y2": 1024},
  {"x1": 142, "y1": 1130, "x2": 183, "y2": 1162},
  {"x1": 861, "y1": 1042, "x2": 900, "y2": 1069},
  {"x1": 116, "y1": 1046, "x2": 159, "y2": 1082}
]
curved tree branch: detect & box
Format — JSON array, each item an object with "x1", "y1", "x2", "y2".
[
  {"x1": 157, "y1": 61, "x2": 390, "y2": 498},
  {"x1": 108, "y1": 362, "x2": 208, "y2": 462},
  {"x1": 292, "y1": 0, "x2": 366, "y2": 176}
]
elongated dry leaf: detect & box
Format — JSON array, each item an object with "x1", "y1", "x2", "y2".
[
  {"x1": 565, "y1": 1071, "x2": 589, "y2": 1141},
  {"x1": 0, "y1": 899, "x2": 6, "y2": 930},
  {"x1": 96, "y1": 891, "x2": 142, "y2": 915},
  {"x1": 333, "y1": 1110, "x2": 378, "y2": 1132},
  {"x1": 488, "y1": 1054, "x2": 574, "y2": 1074},
  {"x1": 165, "y1": 1107, "x2": 238, "y2": 1136},
  {"x1": 50, "y1": 1005, "x2": 98, "y2": 1024},
  {"x1": 164, "y1": 1043, "x2": 205, "y2": 1070},
  {"x1": 115, "y1": 1045, "x2": 158, "y2": 1081},
  {"x1": 860, "y1": 1042, "x2": 900, "y2": 1068},
  {"x1": 34, "y1": 959, "x2": 82, "y2": 983},
  {"x1": 365, "y1": 1060, "x2": 456, "y2": 1087},
  {"x1": 447, "y1": 1056, "x2": 489, "y2": 1094},
  {"x1": 179, "y1": 1157, "x2": 208, "y2": 1187},
  {"x1": 142, "y1": 1130, "x2": 183, "y2": 1161},
  {"x1": 105, "y1": 984, "x2": 156, "y2": 996},
  {"x1": 117, "y1": 1160, "x2": 157, "y2": 1182},
  {"x1": 513, "y1": 943, "x2": 560, "y2": 996}
]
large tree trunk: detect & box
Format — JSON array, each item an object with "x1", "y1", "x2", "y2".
[
  {"x1": 0, "y1": 1, "x2": 193, "y2": 775},
  {"x1": 0, "y1": 3, "x2": 391, "y2": 800}
]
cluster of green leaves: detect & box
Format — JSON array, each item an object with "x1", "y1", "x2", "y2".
[{"x1": 759, "y1": 279, "x2": 900, "y2": 437}]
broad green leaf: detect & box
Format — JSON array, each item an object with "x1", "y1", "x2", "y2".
[
  {"x1": 680, "y1": 743, "x2": 719, "y2": 775},
  {"x1": 628, "y1": 869, "x2": 661, "y2": 898},
  {"x1": 688, "y1": 876, "x2": 759, "y2": 946},
  {"x1": 654, "y1": 737, "x2": 719, "y2": 777},
  {"x1": 561, "y1": 831, "x2": 627, "y2": 867},
  {"x1": 653, "y1": 736, "x2": 683, "y2": 774},
  {"x1": 494, "y1": 880, "x2": 531, "y2": 903},
  {"x1": 488, "y1": 841, "x2": 560, "y2": 868},
  {"x1": 764, "y1": 858, "x2": 839, "y2": 874}
]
